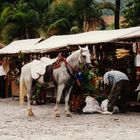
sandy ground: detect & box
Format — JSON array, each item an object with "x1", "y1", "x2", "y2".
[{"x1": 0, "y1": 98, "x2": 140, "y2": 140}]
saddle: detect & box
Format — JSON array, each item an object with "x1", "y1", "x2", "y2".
[
  {"x1": 31, "y1": 55, "x2": 65, "y2": 84},
  {"x1": 53, "y1": 55, "x2": 64, "y2": 69},
  {"x1": 43, "y1": 55, "x2": 65, "y2": 83}
]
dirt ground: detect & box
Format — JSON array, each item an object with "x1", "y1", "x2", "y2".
[{"x1": 0, "y1": 98, "x2": 140, "y2": 140}]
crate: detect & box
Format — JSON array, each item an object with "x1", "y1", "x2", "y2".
[{"x1": 11, "y1": 80, "x2": 19, "y2": 99}]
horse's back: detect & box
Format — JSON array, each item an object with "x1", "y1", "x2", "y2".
[{"x1": 40, "y1": 57, "x2": 58, "y2": 65}]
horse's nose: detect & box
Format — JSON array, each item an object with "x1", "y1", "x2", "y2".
[{"x1": 85, "y1": 63, "x2": 93, "y2": 69}]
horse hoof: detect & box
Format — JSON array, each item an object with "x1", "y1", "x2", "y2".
[
  {"x1": 28, "y1": 112, "x2": 34, "y2": 117},
  {"x1": 55, "y1": 113, "x2": 60, "y2": 117},
  {"x1": 66, "y1": 113, "x2": 72, "y2": 117},
  {"x1": 28, "y1": 110, "x2": 34, "y2": 117}
]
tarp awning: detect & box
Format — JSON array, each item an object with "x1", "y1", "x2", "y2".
[
  {"x1": 0, "y1": 38, "x2": 42, "y2": 54},
  {"x1": 26, "y1": 26, "x2": 140, "y2": 53},
  {"x1": 0, "y1": 26, "x2": 140, "y2": 54}
]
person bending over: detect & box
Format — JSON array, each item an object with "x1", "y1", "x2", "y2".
[{"x1": 103, "y1": 70, "x2": 129, "y2": 113}]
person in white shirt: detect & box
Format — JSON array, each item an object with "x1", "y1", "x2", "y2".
[{"x1": 0, "y1": 59, "x2": 6, "y2": 98}]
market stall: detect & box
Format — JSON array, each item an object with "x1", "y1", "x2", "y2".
[{"x1": 0, "y1": 26, "x2": 139, "y2": 108}]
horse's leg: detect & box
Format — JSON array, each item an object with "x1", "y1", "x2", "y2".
[
  {"x1": 65, "y1": 85, "x2": 73, "y2": 117},
  {"x1": 54, "y1": 84, "x2": 65, "y2": 117},
  {"x1": 26, "y1": 85, "x2": 34, "y2": 116}
]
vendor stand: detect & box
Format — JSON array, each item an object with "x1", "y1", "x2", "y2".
[{"x1": 0, "y1": 26, "x2": 139, "y2": 110}]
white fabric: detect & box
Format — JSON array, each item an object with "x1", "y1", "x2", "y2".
[
  {"x1": 135, "y1": 83, "x2": 140, "y2": 91},
  {"x1": 101, "y1": 99, "x2": 119, "y2": 114},
  {"x1": 136, "y1": 54, "x2": 140, "y2": 67},
  {"x1": 31, "y1": 60, "x2": 47, "y2": 79},
  {"x1": 82, "y1": 97, "x2": 119, "y2": 114},
  {"x1": 30, "y1": 57, "x2": 57, "y2": 80},
  {"x1": 82, "y1": 96, "x2": 102, "y2": 113},
  {"x1": 101, "y1": 99, "x2": 109, "y2": 112},
  {"x1": 40, "y1": 57, "x2": 58, "y2": 65},
  {"x1": 0, "y1": 65, "x2": 6, "y2": 76}
]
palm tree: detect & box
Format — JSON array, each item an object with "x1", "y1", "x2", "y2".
[
  {"x1": 122, "y1": 0, "x2": 140, "y2": 27},
  {"x1": 0, "y1": 0, "x2": 54, "y2": 43},
  {"x1": 72, "y1": 0, "x2": 115, "y2": 31},
  {"x1": 47, "y1": 0, "x2": 76, "y2": 36},
  {"x1": 28, "y1": 0, "x2": 53, "y2": 38},
  {"x1": 0, "y1": 1, "x2": 40, "y2": 43}
]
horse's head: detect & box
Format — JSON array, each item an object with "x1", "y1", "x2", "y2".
[{"x1": 79, "y1": 46, "x2": 92, "y2": 69}]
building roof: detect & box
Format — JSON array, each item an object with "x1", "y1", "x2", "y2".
[
  {"x1": 28, "y1": 26, "x2": 140, "y2": 53},
  {"x1": 0, "y1": 26, "x2": 140, "y2": 54},
  {"x1": 0, "y1": 38, "x2": 42, "y2": 54}
]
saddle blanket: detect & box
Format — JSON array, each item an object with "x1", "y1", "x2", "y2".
[{"x1": 31, "y1": 57, "x2": 57, "y2": 80}]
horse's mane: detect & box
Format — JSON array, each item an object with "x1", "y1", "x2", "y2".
[
  {"x1": 67, "y1": 49, "x2": 81, "y2": 61},
  {"x1": 67, "y1": 47, "x2": 89, "y2": 62}
]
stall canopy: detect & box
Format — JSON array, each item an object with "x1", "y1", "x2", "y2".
[
  {"x1": 0, "y1": 26, "x2": 140, "y2": 54},
  {"x1": 0, "y1": 38, "x2": 42, "y2": 54},
  {"x1": 25, "y1": 26, "x2": 140, "y2": 53}
]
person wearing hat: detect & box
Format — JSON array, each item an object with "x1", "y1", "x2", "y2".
[{"x1": 0, "y1": 59, "x2": 7, "y2": 98}]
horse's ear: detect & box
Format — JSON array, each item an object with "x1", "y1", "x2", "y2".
[
  {"x1": 85, "y1": 45, "x2": 88, "y2": 49},
  {"x1": 78, "y1": 46, "x2": 82, "y2": 50}
]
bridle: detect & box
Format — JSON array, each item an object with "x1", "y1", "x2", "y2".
[
  {"x1": 57, "y1": 50, "x2": 92, "y2": 86},
  {"x1": 79, "y1": 50, "x2": 88, "y2": 64}
]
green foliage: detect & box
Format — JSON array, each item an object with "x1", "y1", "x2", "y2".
[
  {"x1": 70, "y1": 25, "x2": 82, "y2": 34},
  {"x1": 1, "y1": 23, "x2": 18, "y2": 44},
  {"x1": 122, "y1": 0, "x2": 140, "y2": 27},
  {"x1": 47, "y1": 1, "x2": 74, "y2": 35},
  {"x1": 32, "y1": 83, "x2": 42, "y2": 101},
  {"x1": 137, "y1": 91, "x2": 140, "y2": 101},
  {"x1": 72, "y1": 0, "x2": 114, "y2": 30},
  {"x1": 82, "y1": 69, "x2": 96, "y2": 95},
  {"x1": 47, "y1": 18, "x2": 71, "y2": 35},
  {"x1": 0, "y1": 0, "x2": 52, "y2": 42},
  {"x1": 0, "y1": 6, "x2": 14, "y2": 25}
]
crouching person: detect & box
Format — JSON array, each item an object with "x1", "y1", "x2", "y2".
[{"x1": 103, "y1": 70, "x2": 129, "y2": 113}]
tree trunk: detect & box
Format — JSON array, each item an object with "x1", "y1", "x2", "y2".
[
  {"x1": 25, "y1": 24, "x2": 29, "y2": 39},
  {"x1": 115, "y1": 0, "x2": 120, "y2": 29}
]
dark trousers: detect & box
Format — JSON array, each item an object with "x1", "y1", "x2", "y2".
[
  {"x1": 0, "y1": 75, "x2": 6, "y2": 98},
  {"x1": 107, "y1": 80, "x2": 129, "y2": 112}
]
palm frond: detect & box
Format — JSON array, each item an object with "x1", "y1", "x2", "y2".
[{"x1": 1, "y1": 23, "x2": 18, "y2": 44}]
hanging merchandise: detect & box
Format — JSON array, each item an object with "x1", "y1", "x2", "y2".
[
  {"x1": 92, "y1": 45, "x2": 96, "y2": 59},
  {"x1": 115, "y1": 48, "x2": 130, "y2": 59}
]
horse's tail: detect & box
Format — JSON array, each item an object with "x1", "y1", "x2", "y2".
[{"x1": 19, "y1": 72, "x2": 26, "y2": 105}]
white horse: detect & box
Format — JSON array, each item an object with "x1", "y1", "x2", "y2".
[{"x1": 20, "y1": 46, "x2": 92, "y2": 117}]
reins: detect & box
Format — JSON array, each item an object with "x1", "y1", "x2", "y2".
[
  {"x1": 58, "y1": 54, "x2": 77, "y2": 72},
  {"x1": 58, "y1": 54, "x2": 82, "y2": 86}
]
